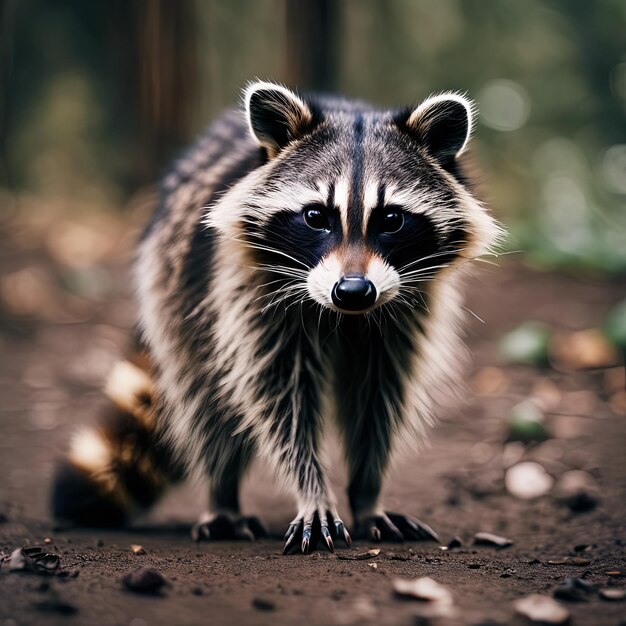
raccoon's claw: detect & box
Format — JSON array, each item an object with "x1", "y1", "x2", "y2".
[
  {"x1": 354, "y1": 512, "x2": 439, "y2": 543},
  {"x1": 192, "y1": 513, "x2": 268, "y2": 542},
  {"x1": 283, "y1": 511, "x2": 351, "y2": 555}
]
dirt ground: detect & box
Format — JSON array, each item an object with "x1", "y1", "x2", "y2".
[{"x1": 0, "y1": 210, "x2": 625, "y2": 626}]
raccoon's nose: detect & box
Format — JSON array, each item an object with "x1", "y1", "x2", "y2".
[{"x1": 331, "y1": 276, "x2": 377, "y2": 311}]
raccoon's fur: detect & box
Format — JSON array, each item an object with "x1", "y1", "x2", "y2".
[{"x1": 51, "y1": 81, "x2": 501, "y2": 552}]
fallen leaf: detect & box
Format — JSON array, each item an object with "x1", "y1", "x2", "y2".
[
  {"x1": 550, "y1": 329, "x2": 618, "y2": 370},
  {"x1": 5, "y1": 547, "x2": 60, "y2": 575}
]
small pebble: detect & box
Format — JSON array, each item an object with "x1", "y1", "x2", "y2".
[
  {"x1": 553, "y1": 577, "x2": 595, "y2": 602},
  {"x1": 547, "y1": 557, "x2": 591, "y2": 566},
  {"x1": 505, "y1": 462, "x2": 553, "y2": 499},
  {"x1": 392, "y1": 576, "x2": 453, "y2": 605},
  {"x1": 130, "y1": 544, "x2": 146, "y2": 555},
  {"x1": 473, "y1": 532, "x2": 513, "y2": 549},
  {"x1": 337, "y1": 548, "x2": 380, "y2": 561},
  {"x1": 252, "y1": 597, "x2": 275, "y2": 611},
  {"x1": 599, "y1": 588, "x2": 625, "y2": 601},
  {"x1": 446, "y1": 536, "x2": 463, "y2": 550},
  {"x1": 122, "y1": 568, "x2": 166, "y2": 594},
  {"x1": 554, "y1": 471, "x2": 599, "y2": 512}
]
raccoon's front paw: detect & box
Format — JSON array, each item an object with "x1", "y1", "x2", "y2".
[
  {"x1": 353, "y1": 511, "x2": 439, "y2": 543},
  {"x1": 283, "y1": 507, "x2": 352, "y2": 554},
  {"x1": 191, "y1": 511, "x2": 268, "y2": 542}
]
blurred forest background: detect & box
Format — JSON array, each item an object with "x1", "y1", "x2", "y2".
[{"x1": 0, "y1": 0, "x2": 625, "y2": 276}]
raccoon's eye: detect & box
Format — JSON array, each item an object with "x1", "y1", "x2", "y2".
[
  {"x1": 381, "y1": 209, "x2": 404, "y2": 234},
  {"x1": 303, "y1": 205, "x2": 330, "y2": 231}
]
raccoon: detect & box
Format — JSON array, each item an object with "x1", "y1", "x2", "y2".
[{"x1": 51, "y1": 81, "x2": 501, "y2": 553}]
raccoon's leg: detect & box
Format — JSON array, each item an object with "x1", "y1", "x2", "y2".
[
  {"x1": 274, "y1": 404, "x2": 351, "y2": 554},
  {"x1": 335, "y1": 326, "x2": 439, "y2": 544},
  {"x1": 249, "y1": 336, "x2": 351, "y2": 554},
  {"x1": 343, "y1": 424, "x2": 438, "y2": 544},
  {"x1": 191, "y1": 433, "x2": 267, "y2": 541}
]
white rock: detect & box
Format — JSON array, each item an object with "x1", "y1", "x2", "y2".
[
  {"x1": 514, "y1": 594, "x2": 570, "y2": 624},
  {"x1": 392, "y1": 577, "x2": 453, "y2": 605},
  {"x1": 554, "y1": 470, "x2": 597, "y2": 497},
  {"x1": 505, "y1": 461, "x2": 554, "y2": 499}
]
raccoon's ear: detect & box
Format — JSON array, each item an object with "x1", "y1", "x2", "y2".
[
  {"x1": 399, "y1": 93, "x2": 475, "y2": 164},
  {"x1": 244, "y1": 81, "x2": 315, "y2": 157}
]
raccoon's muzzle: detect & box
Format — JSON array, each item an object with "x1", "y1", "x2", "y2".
[{"x1": 331, "y1": 275, "x2": 377, "y2": 312}]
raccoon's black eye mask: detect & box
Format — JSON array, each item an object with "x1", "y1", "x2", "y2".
[{"x1": 369, "y1": 211, "x2": 442, "y2": 272}]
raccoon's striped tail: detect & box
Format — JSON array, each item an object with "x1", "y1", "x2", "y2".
[{"x1": 51, "y1": 351, "x2": 180, "y2": 528}]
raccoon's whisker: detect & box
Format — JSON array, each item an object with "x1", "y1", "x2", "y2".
[
  {"x1": 261, "y1": 293, "x2": 299, "y2": 314},
  {"x1": 254, "y1": 277, "x2": 303, "y2": 292},
  {"x1": 369, "y1": 309, "x2": 383, "y2": 334},
  {"x1": 261, "y1": 283, "x2": 309, "y2": 304},
  {"x1": 251, "y1": 263, "x2": 309, "y2": 276},
  {"x1": 257, "y1": 282, "x2": 308, "y2": 311},
  {"x1": 255, "y1": 267, "x2": 309, "y2": 281},
  {"x1": 234, "y1": 238, "x2": 311, "y2": 270},
  {"x1": 402, "y1": 279, "x2": 483, "y2": 325},
  {"x1": 399, "y1": 264, "x2": 451, "y2": 279},
  {"x1": 253, "y1": 284, "x2": 302, "y2": 306},
  {"x1": 400, "y1": 275, "x2": 440, "y2": 287},
  {"x1": 396, "y1": 287, "x2": 431, "y2": 314},
  {"x1": 396, "y1": 248, "x2": 468, "y2": 274},
  {"x1": 399, "y1": 268, "x2": 447, "y2": 283},
  {"x1": 462, "y1": 306, "x2": 485, "y2": 324},
  {"x1": 482, "y1": 249, "x2": 522, "y2": 259}
]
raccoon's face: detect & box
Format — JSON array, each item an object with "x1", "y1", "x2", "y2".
[{"x1": 223, "y1": 81, "x2": 499, "y2": 316}]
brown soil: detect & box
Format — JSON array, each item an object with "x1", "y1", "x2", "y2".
[{"x1": 0, "y1": 220, "x2": 625, "y2": 626}]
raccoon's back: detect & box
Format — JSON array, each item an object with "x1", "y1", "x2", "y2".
[{"x1": 135, "y1": 110, "x2": 264, "y2": 343}]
